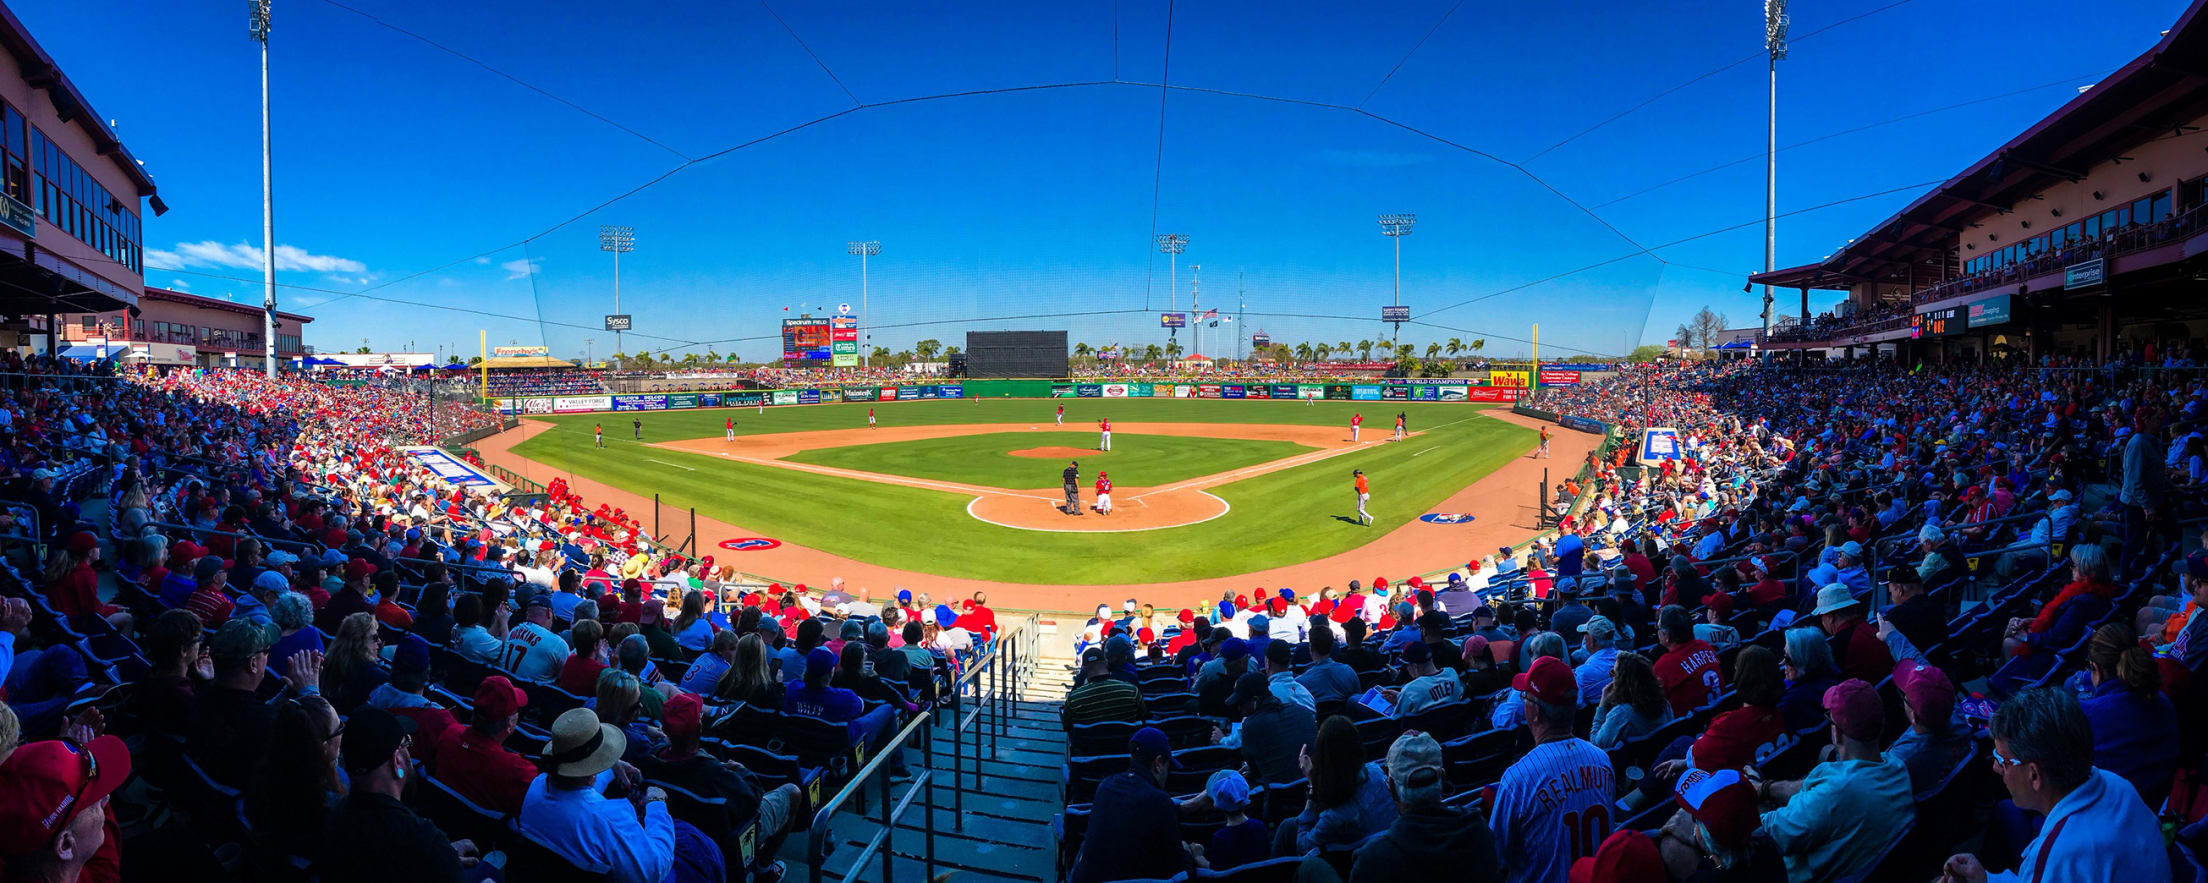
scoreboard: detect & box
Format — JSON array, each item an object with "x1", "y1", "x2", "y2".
[
  {"x1": 782, "y1": 318, "x2": 831, "y2": 361},
  {"x1": 1912, "y1": 307, "x2": 1961, "y2": 339}
]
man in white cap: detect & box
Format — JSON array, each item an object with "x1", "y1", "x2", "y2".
[
  {"x1": 1571, "y1": 615, "x2": 1620, "y2": 706},
  {"x1": 1810, "y1": 584, "x2": 1893, "y2": 684}
]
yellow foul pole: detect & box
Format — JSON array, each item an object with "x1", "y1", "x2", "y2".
[
  {"x1": 1530, "y1": 323, "x2": 1539, "y2": 398},
  {"x1": 478, "y1": 330, "x2": 488, "y2": 401}
]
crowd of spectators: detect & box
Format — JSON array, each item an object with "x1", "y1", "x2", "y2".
[
  {"x1": 482, "y1": 370, "x2": 609, "y2": 397},
  {"x1": 0, "y1": 364, "x2": 1009, "y2": 882},
  {"x1": 1057, "y1": 354, "x2": 2208, "y2": 881}
]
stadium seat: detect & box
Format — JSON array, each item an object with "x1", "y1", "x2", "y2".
[
  {"x1": 1195, "y1": 854, "x2": 1303, "y2": 882},
  {"x1": 1069, "y1": 719, "x2": 1141, "y2": 756},
  {"x1": 413, "y1": 766, "x2": 510, "y2": 849},
  {"x1": 502, "y1": 820, "x2": 610, "y2": 882}
]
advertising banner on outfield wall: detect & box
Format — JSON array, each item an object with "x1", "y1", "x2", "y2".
[
  {"x1": 1050, "y1": 384, "x2": 1074, "y2": 398},
  {"x1": 1103, "y1": 383, "x2": 1128, "y2": 398},
  {"x1": 698, "y1": 394, "x2": 722, "y2": 407},
  {"x1": 917, "y1": 386, "x2": 940, "y2": 399},
  {"x1": 1437, "y1": 385, "x2": 1467, "y2": 401},
  {"x1": 523, "y1": 397, "x2": 554, "y2": 414},
  {"x1": 844, "y1": 386, "x2": 876, "y2": 402},
  {"x1": 1223, "y1": 385, "x2": 1246, "y2": 399},
  {"x1": 1129, "y1": 383, "x2": 1153, "y2": 397},
  {"x1": 1382, "y1": 385, "x2": 1409, "y2": 400},
  {"x1": 1490, "y1": 370, "x2": 1530, "y2": 388},
  {"x1": 1272, "y1": 384, "x2": 1297, "y2": 399},
  {"x1": 1174, "y1": 385, "x2": 1193, "y2": 398},
  {"x1": 493, "y1": 398, "x2": 520, "y2": 415},
  {"x1": 897, "y1": 387, "x2": 920, "y2": 400},
  {"x1": 771, "y1": 391, "x2": 799, "y2": 406},
  {"x1": 1246, "y1": 384, "x2": 1269, "y2": 399},
  {"x1": 554, "y1": 396, "x2": 612, "y2": 413},
  {"x1": 1545, "y1": 363, "x2": 1611, "y2": 372},
  {"x1": 667, "y1": 394, "x2": 699, "y2": 409},
  {"x1": 938, "y1": 385, "x2": 964, "y2": 398},
  {"x1": 1077, "y1": 384, "x2": 1103, "y2": 397},
  {"x1": 611, "y1": 395, "x2": 668, "y2": 412},
  {"x1": 799, "y1": 389, "x2": 822, "y2": 405},
  {"x1": 1324, "y1": 385, "x2": 1350, "y2": 400},
  {"x1": 877, "y1": 388, "x2": 897, "y2": 401},
  {"x1": 1198, "y1": 384, "x2": 1222, "y2": 398},
  {"x1": 1412, "y1": 385, "x2": 1439, "y2": 401},
  {"x1": 1538, "y1": 370, "x2": 1582, "y2": 386},
  {"x1": 1465, "y1": 387, "x2": 1524, "y2": 402},
  {"x1": 725, "y1": 392, "x2": 763, "y2": 406},
  {"x1": 1352, "y1": 385, "x2": 1383, "y2": 400}
]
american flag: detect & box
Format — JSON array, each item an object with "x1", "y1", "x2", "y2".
[{"x1": 1201, "y1": 309, "x2": 1218, "y2": 320}]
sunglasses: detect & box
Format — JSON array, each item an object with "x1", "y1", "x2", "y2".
[{"x1": 1990, "y1": 744, "x2": 2023, "y2": 770}]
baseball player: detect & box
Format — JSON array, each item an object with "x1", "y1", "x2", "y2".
[
  {"x1": 757, "y1": 397, "x2": 765, "y2": 415},
  {"x1": 1538, "y1": 425, "x2": 1552, "y2": 459},
  {"x1": 1094, "y1": 471, "x2": 1113, "y2": 515},
  {"x1": 1351, "y1": 412, "x2": 1362, "y2": 442},
  {"x1": 1488, "y1": 657, "x2": 1614, "y2": 883},
  {"x1": 868, "y1": 407, "x2": 877, "y2": 428},
  {"x1": 724, "y1": 416, "x2": 735, "y2": 441},
  {"x1": 1353, "y1": 469, "x2": 1371, "y2": 526},
  {"x1": 631, "y1": 418, "x2": 642, "y2": 440},
  {"x1": 1394, "y1": 412, "x2": 1406, "y2": 442},
  {"x1": 1056, "y1": 404, "x2": 1065, "y2": 426},
  {"x1": 1098, "y1": 418, "x2": 1112, "y2": 451},
  {"x1": 594, "y1": 422, "x2": 604, "y2": 448},
  {"x1": 1061, "y1": 460, "x2": 1083, "y2": 516}
]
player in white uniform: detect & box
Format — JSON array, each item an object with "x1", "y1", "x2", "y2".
[
  {"x1": 725, "y1": 417, "x2": 735, "y2": 441},
  {"x1": 1489, "y1": 656, "x2": 1615, "y2": 883},
  {"x1": 1098, "y1": 418, "x2": 1112, "y2": 451},
  {"x1": 1056, "y1": 404, "x2": 1065, "y2": 426}
]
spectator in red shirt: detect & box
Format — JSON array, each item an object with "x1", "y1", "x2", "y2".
[
  {"x1": 44, "y1": 531, "x2": 130, "y2": 633},
  {"x1": 370, "y1": 572, "x2": 414, "y2": 630},
  {"x1": 182, "y1": 556, "x2": 235, "y2": 628},
  {"x1": 1810, "y1": 585, "x2": 1893, "y2": 684},
  {"x1": 1653, "y1": 606, "x2": 1721, "y2": 716},
  {"x1": 1683, "y1": 644, "x2": 1787, "y2": 773},
  {"x1": 429, "y1": 676, "x2": 541, "y2": 815},
  {"x1": 961, "y1": 593, "x2": 1000, "y2": 642},
  {"x1": 559, "y1": 620, "x2": 611, "y2": 695}
]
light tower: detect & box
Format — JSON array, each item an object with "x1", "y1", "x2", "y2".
[
  {"x1": 1378, "y1": 213, "x2": 1415, "y2": 344},
  {"x1": 1157, "y1": 233, "x2": 1188, "y2": 344},
  {"x1": 846, "y1": 240, "x2": 881, "y2": 368},
  {"x1": 599, "y1": 225, "x2": 634, "y2": 355},
  {"x1": 250, "y1": 0, "x2": 277, "y2": 376},
  {"x1": 1765, "y1": 0, "x2": 1788, "y2": 340}
]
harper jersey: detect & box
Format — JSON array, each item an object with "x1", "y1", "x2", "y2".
[{"x1": 1490, "y1": 737, "x2": 1615, "y2": 883}]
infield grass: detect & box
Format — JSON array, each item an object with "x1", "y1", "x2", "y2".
[
  {"x1": 781, "y1": 431, "x2": 1313, "y2": 489},
  {"x1": 511, "y1": 398, "x2": 1526, "y2": 584}
]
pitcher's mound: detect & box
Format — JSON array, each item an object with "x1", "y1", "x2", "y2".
[{"x1": 1007, "y1": 446, "x2": 1096, "y2": 459}]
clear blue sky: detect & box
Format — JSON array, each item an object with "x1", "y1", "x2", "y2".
[{"x1": 19, "y1": 0, "x2": 2191, "y2": 361}]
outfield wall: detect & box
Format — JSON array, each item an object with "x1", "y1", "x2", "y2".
[{"x1": 488, "y1": 379, "x2": 1530, "y2": 416}]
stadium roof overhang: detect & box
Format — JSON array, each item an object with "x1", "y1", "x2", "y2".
[{"x1": 1751, "y1": 0, "x2": 2208, "y2": 292}]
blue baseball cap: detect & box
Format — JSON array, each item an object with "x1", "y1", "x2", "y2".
[
  {"x1": 805, "y1": 647, "x2": 837, "y2": 678},
  {"x1": 1206, "y1": 769, "x2": 1251, "y2": 811},
  {"x1": 1130, "y1": 726, "x2": 1180, "y2": 767},
  {"x1": 934, "y1": 604, "x2": 958, "y2": 628},
  {"x1": 1220, "y1": 637, "x2": 1249, "y2": 661}
]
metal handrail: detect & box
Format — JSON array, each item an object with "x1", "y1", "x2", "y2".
[
  {"x1": 940, "y1": 612, "x2": 1040, "y2": 830},
  {"x1": 807, "y1": 711, "x2": 936, "y2": 883}
]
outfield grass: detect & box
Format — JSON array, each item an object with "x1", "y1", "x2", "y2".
[
  {"x1": 780, "y1": 431, "x2": 1314, "y2": 488},
  {"x1": 512, "y1": 398, "x2": 1526, "y2": 584}
]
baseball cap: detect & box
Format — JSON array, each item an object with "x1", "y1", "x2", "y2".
[
  {"x1": 1080, "y1": 645, "x2": 1106, "y2": 666},
  {"x1": 1838, "y1": 540, "x2": 1863, "y2": 558},
  {"x1": 662, "y1": 692, "x2": 704, "y2": 743},
  {"x1": 339, "y1": 706, "x2": 412, "y2": 776},
  {"x1": 1205, "y1": 769, "x2": 1251, "y2": 812},
  {"x1": 1884, "y1": 565, "x2": 1922, "y2": 585},
  {"x1": 209, "y1": 618, "x2": 279, "y2": 661},
  {"x1": 1569, "y1": 830, "x2": 1664, "y2": 883},
  {"x1": 1472, "y1": 604, "x2": 1495, "y2": 619},
  {"x1": 2049, "y1": 488, "x2": 2074, "y2": 502},
  {"x1": 1460, "y1": 635, "x2": 1489, "y2": 662},
  {"x1": 1809, "y1": 584, "x2": 1861, "y2": 615},
  {"x1": 1385, "y1": 730, "x2": 1445, "y2": 792},
  {"x1": 1704, "y1": 591, "x2": 1735, "y2": 618},
  {"x1": 1512, "y1": 656, "x2": 1577, "y2": 707},
  {"x1": 67, "y1": 531, "x2": 97, "y2": 555},
  {"x1": 252, "y1": 570, "x2": 289, "y2": 594},
  {"x1": 523, "y1": 592, "x2": 554, "y2": 612},
  {"x1": 390, "y1": 634, "x2": 432, "y2": 677},
  {"x1": 0, "y1": 735, "x2": 132, "y2": 855},
  {"x1": 1577, "y1": 615, "x2": 1617, "y2": 640},
  {"x1": 1129, "y1": 726, "x2": 1180, "y2": 768},
  {"x1": 1673, "y1": 768, "x2": 1758, "y2": 852},
  {"x1": 344, "y1": 558, "x2": 377, "y2": 581},
  {"x1": 1399, "y1": 640, "x2": 1431, "y2": 666},
  {"x1": 1822, "y1": 678, "x2": 1883, "y2": 741},
  {"x1": 194, "y1": 556, "x2": 226, "y2": 582},
  {"x1": 1177, "y1": 608, "x2": 1195, "y2": 624},
  {"x1": 1892, "y1": 659, "x2": 1956, "y2": 723},
  {"x1": 474, "y1": 675, "x2": 529, "y2": 722},
  {"x1": 265, "y1": 550, "x2": 299, "y2": 567},
  {"x1": 1219, "y1": 637, "x2": 1248, "y2": 661},
  {"x1": 1227, "y1": 671, "x2": 1270, "y2": 707},
  {"x1": 2184, "y1": 553, "x2": 2208, "y2": 582},
  {"x1": 805, "y1": 647, "x2": 837, "y2": 679}
]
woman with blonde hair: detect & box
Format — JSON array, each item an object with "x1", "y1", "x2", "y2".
[
  {"x1": 716, "y1": 632, "x2": 783, "y2": 706},
  {"x1": 321, "y1": 612, "x2": 387, "y2": 714},
  {"x1": 1590, "y1": 651, "x2": 1673, "y2": 749}
]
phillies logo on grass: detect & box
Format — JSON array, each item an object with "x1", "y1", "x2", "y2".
[{"x1": 718, "y1": 537, "x2": 783, "y2": 552}]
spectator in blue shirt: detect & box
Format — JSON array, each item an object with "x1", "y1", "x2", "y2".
[
  {"x1": 1295, "y1": 627, "x2": 1359, "y2": 707},
  {"x1": 1067, "y1": 727, "x2": 1193, "y2": 883},
  {"x1": 2076, "y1": 624, "x2": 2178, "y2": 809},
  {"x1": 784, "y1": 647, "x2": 901, "y2": 775}
]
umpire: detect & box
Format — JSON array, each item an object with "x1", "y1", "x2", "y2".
[{"x1": 1063, "y1": 460, "x2": 1083, "y2": 516}]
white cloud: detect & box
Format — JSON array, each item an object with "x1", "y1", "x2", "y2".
[
  {"x1": 473, "y1": 257, "x2": 492, "y2": 265},
  {"x1": 167, "y1": 279, "x2": 191, "y2": 291},
  {"x1": 155, "y1": 240, "x2": 368, "y2": 274},
  {"x1": 501, "y1": 258, "x2": 541, "y2": 280}
]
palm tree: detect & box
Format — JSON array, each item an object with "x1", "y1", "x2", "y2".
[
  {"x1": 1294, "y1": 342, "x2": 1313, "y2": 361},
  {"x1": 1164, "y1": 339, "x2": 1183, "y2": 360},
  {"x1": 680, "y1": 352, "x2": 700, "y2": 367},
  {"x1": 1395, "y1": 343, "x2": 1415, "y2": 363},
  {"x1": 704, "y1": 349, "x2": 720, "y2": 364},
  {"x1": 1471, "y1": 339, "x2": 1486, "y2": 352},
  {"x1": 1336, "y1": 340, "x2": 1352, "y2": 359},
  {"x1": 915, "y1": 339, "x2": 942, "y2": 361},
  {"x1": 1445, "y1": 337, "x2": 1463, "y2": 358},
  {"x1": 945, "y1": 345, "x2": 961, "y2": 356},
  {"x1": 656, "y1": 352, "x2": 673, "y2": 367},
  {"x1": 1425, "y1": 342, "x2": 1441, "y2": 359},
  {"x1": 1315, "y1": 343, "x2": 1333, "y2": 362},
  {"x1": 870, "y1": 346, "x2": 892, "y2": 364},
  {"x1": 632, "y1": 350, "x2": 651, "y2": 368},
  {"x1": 1143, "y1": 343, "x2": 1162, "y2": 362},
  {"x1": 609, "y1": 351, "x2": 627, "y2": 368},
  {"x1": 1073, "y1": 342, "x2": 1093, "y2": 361},
  {"x1": 1356, "y1": 339, "x2": 1374, "y2": 361}
]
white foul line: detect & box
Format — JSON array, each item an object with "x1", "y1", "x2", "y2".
[{"x1": 642, "y1": 458, "x2": 696, "y2": 471}]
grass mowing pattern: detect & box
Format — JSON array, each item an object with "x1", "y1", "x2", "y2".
[
  {"x1": 513, "y1": 399, "x2": 1525, "y2": 584},
  {"x1": 781, "y1": 431, "x2": 1313, "y2": 489}
]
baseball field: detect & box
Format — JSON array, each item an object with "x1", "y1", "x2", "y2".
[{"x1": 486, "y1": 397, "x2": 1574, "y2": 599}]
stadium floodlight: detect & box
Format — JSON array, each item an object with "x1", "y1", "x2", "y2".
[
  {"x1": 1157, "y1": 234, "x2": 1189, "y2": 340},
  {"x1": 1378, "y1": 213, "x2": 1415, "y2": 343},
  {"x1": 600, "y1": 225, "x2": 635, "y2": 353},
  {"x1": 846, "y1": 240, "x2": 881, "y2": 368},
  {"x1": 1764, "y1": 0, "x2": 1788, "y2": 342},
  {"x1": 250, "y1": 0, "x2": 276, "y2": 376}
]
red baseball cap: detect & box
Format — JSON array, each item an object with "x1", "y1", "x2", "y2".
[
  {"x1": 1705, "y1": 590, "x2": 1735, "y2": 618},
  {"x1": 1512, "y1": 656, "x2": 1578, "y2": 707},
  {"x1": 474, "y1": 675, "x2": 529, "y2": 721},
  {"x1": 0, "y1": 735, "x2": 132, "y2": 855},
  {"x1": 1892, "y1": 659, "x2": 1956, "y2": 723},
  {"x1": 1822, "y1": 678, "x2": 1883, "y2": 741},
  {"x1": 1569, "y1": 830, "x2": 1664, "y2": 883},
  {"x1": 344, "y1": 557, "x2": 377, "y2": 581},
  {"x1": 662, "y1": 692, "x2": 703, "y2": 743},
  {"x1": 1673, "y1": 768, "x2": 1759, "y2": 852},
  {"x1": 1177, "y1": 608, "x2": 1195, "y2": 624},
  {"x1": 1137, "y1": 627, "x2": 1156, "y2": 644}
]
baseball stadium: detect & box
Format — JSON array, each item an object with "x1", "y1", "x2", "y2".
[{"x1": 5, "y1": 2, "x2": 2208, "y2": 882}]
